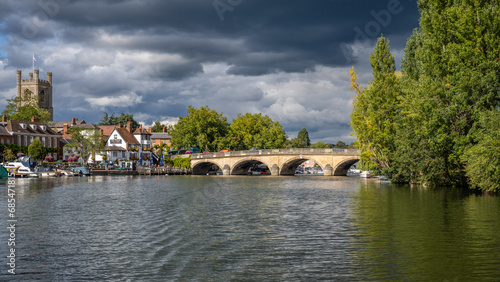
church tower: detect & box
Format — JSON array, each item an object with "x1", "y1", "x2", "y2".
[{"x1": 16, "y1": 70, "x2": 53, "y2": 121}]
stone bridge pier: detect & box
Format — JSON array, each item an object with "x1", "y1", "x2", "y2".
[{"x1": 190, "y1": 148, "x2": 360, "y2": 176}]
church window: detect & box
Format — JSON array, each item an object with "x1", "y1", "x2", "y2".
[{"x1": 40, "y1": 90, "x2": 46, "y2": 102}]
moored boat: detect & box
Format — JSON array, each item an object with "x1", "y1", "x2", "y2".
[
  {"x1": 3, "y1": 157, "x2": 37, "y2": 177},
  {"x1": 0, "y1": 165, "x2": 9, "y2": 178},
  {"x1": 38, "y1": 167, "x2": 58, "y2": 177},
  {"x1": 360, "y1": 171, "x2": 371, "y2": 178}
]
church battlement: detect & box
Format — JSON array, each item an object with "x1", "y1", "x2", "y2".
[{"x1": 21, "y1": 78, "x2": 51, "y2": 85}]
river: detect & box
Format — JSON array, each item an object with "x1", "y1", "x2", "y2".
[{"x1": 1, "y1": 175, "x2": 499, "y2": 281}]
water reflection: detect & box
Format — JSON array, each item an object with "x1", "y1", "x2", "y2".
[{"x1": 350, "y1": 181, "x2": 500, "y2": 281}]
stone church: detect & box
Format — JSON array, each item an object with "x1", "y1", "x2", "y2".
[{"x1": 16, "y1": 69, "x2": 54, "y2": 121}]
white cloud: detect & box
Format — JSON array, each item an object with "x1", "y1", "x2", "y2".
[{"x1": 85, "y1": 92, "x2": 143, "y2": 108}]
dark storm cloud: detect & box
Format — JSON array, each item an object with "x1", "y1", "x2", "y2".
[
  {"x1": 2, "y1": 0, "x2": 418, "y2": 75},
  {"x1": 0, "y1": 0, "x2": 421, "y2": 142}
]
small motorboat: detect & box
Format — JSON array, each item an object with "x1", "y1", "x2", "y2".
[
  {"x1": 38, "y1": 167, "x2": 58, "y2": 177},
  {"x1": 3, "y1": 157, "x2": 38, "y2": 177}
]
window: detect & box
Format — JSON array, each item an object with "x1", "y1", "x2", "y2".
[
  {"x1": 17, "y1": 136, "x2": 21, "y2": 146},
  {"x1": 24, "y1": 136, "x2": 27, "y2": 146},
  {"x1": 112, "y1": 151, "x2": 117, "y2": 157},
  {"x1": 42, "y1": 137, "x2": 46, "y2": 146},
  {"x1": 114, "y1": 134, "x2": 117, "y2": 139},
  {"x1": 48, "y1": 137, "x2": 51, "y2": 147},
  {"x1": 30, "y1": 124, "x2": 37, "y2": 130},
  {"x1": 20, "y1": 123, "x2": 26, "y2": 129},
  {"x1": 40, "y1": 90, "x2": 46, "y2": 102},
  {"x1": 40, "y1": 125, "x2": 46, "y2": 131}
]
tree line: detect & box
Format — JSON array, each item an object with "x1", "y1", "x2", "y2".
[
  {"x1": 168, "y1": 105, "x2": 351, "y2": 152},
  {"x1": 350, "y1": 0, "x2": 500, "y2": 190}
]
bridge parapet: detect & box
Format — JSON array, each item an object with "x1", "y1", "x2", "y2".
[{"x1": 191, "y1": 148, "x2": 360, "y2": 159}]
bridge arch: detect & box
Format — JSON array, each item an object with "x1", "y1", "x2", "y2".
[
  {"x1": 230, "y1": 157, "x2": 273, "y2": 175},
  {"x1": 189, "y1": 148, "x2": 360, "y2": 176},
  {"x1": 280, "y1": 157, "x2": 325, "y2": 176},
  {"x1": 332, "y1": 158, "x2": 359, "y2": 176},
  {"x1": 192, "y1": 160, "x2": 223, "y2": 175}
]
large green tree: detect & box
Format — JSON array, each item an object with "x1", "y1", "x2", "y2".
[
  {"x1": 350, "y1": 36, "x2": 400, "y2": 173},
  {"x1": 151, "y1": 121, "x2": 165, "y2": 133},
  {"x1": 98, "y1": 112, "x2": 140, "y2": 128},
  {"x1": 64, "y1": 127, "x2": 104, "y2": 165},
  {"x1": 286, "y1": 137, "x2": 307, "y2": 148},
  {"x1": 310, "y1": 142, "x2": 332, "y2": 148},
  {"x1": 2, "y1": 89, "x2": 51, "y2": 123},
  {"x1": 461, "y1": 110, "x2": 500, "y2": 190},
  {"x1": 170, "y1": 106, "x2": 230, "y2": 151},
  {"x1": 393, "y1": 0, "x2": 500, "y2": 187},
  {"x1": 230, "y1": 113, "x2": 287, "y2": 150},
  {"x1": 28, "y1": 138, "x2": 45, "y2": 161},
  {"x1": 297, "y1": 128, "x2": 311, "y2": 147}
]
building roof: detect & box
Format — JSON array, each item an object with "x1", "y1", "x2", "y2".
[
  {"x1": 72, "y1": 123, "x2": 100, "y2": 130},
  {"x1": 98, "y1": 126, "x2": 116, "y2": 137},
  {"x1": 0, "y1": 124, "x2": 12, "y2": 136},
  {"x1": 151, "y1": 133, "x2": 171, "y2": 139},
  {"x1": 115, "y1": 127, "x2": 140, "y2": 145},
  {"x1": 5, "y1": 120, "x2": 60, "y2": 136},
  {"x1": 51, "y1": 119, "x2": 86, "y2": 128},
  {"x1": 132, "y1": 127, "x2": 151, "y2": 135},
  {"x1": 60, "y1": 138, "x2": 74, "y2": 145}
]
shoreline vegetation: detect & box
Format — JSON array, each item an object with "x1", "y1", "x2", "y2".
[{"x1": 349, "y1": 1, "x2": 500, "y2": 191}]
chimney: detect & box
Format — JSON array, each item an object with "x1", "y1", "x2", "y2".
[
  {"x1": 148, "y1": 127, "x2": 152, "y2": 133},
  {"x1": 71, "y1": 118, "x2": 76, "y2": 125},
  {"x1": 1, "y1": 114, "x2": 7, "y2": 122},
  {"x1": 119, "y1": 123, "x2": 123, "y2": 128},
  {"x1": 31, "y1": 116, "x2": 38, "y2": 122},
  {"x1": 127, "y1": 121, "x2": 132, "y2": 133},
  {"x1": 139, "y1": 124, "x2": 142, "y2": 129},
  {"x1": 163, "y1": 126, "x2": 167, "y2": 133},
  {"x1": 63, "y1": 124, "x2": 68, "y2": 134}
]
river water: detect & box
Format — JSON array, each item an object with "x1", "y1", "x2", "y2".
[{"x1": 1, "y1": 175, "x2": 499, "y2": 281}]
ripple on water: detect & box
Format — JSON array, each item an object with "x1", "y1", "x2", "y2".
[{"x1": 1, "y1": 176, "x2": 499, "y2": 281}]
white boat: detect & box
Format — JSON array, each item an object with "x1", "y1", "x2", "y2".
[
  {"x1": 58, "y1": 169, "x2": 75, "y2": 176},
  {"x1": 38, "y1": 167, "x2": 58, "y2": 177},
  {"x1": 360, "y1": 171, "x2": 371, "y2": 178},
  {"x1": 19, "y1": 167, "x2": 39, "y2": 177},
  {"x1": 3, "y1": 157, "x2": 38, "y2": 177}
]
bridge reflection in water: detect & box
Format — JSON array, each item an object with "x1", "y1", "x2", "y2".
[{"x1": 190, "y1": 148, "x2": 360, "y2": 176}]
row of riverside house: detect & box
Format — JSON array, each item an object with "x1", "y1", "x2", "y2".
[
  {"x1": 0, "y1": 115, "x2": 62, "y2": 159},
  {"x1": 0, "y1": 115, "x2": 171, "y2": 168},
  {"x1": 56, "y1": 118, "x2": 171, "y2": 168}
]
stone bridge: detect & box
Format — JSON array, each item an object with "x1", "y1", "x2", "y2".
[{"x1": 189, "y1": 148, "x2": 360, "y2": 176}]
